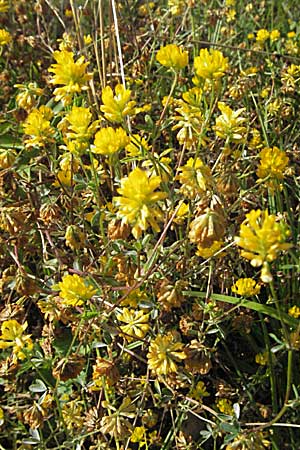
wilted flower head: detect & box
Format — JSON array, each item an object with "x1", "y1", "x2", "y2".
[
  {"x1": 194, "y1": 48, "x2": 229, "y2": 81},
  {"x1": 101, "y1": 84, "x2": 136, "y2": 123},
  {"x1": 177, "y1": 157, "x2": 212, "y2": 199},
  {"x1": 57, "y1": 273, "x2": 96, "y2": 306},
  {"x1": 231, "y1": 278, "x2": 261, "y2": 296},
  {"x1": 93, "y1": 126, "x2": 130, "y2": 156},
  {"x1": 113, "y1": 167, "x2": 167, "y2": 239},
  {"x1": 147, "y1": 332, "x2": 186, "y2": 375},
  {"x1": 156, "y1": 44, "x2": 188, "y2": 71},
  {"x1": 48, "y1": 50, "x2": 92, "y2": 105},
  {"x1": 116, "y1": 308, "x2": 150, "y2": 340},
  {"x1": 235, "y1": 210, "x2": 291, "y2": 282},
  {"x1": 214, "y1": 102, "x2": 247, "y2": 143}
]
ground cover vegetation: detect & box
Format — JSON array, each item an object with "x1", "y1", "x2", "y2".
[{"x1": 0, "y1": 0, "x2": 300, "y2": 448}]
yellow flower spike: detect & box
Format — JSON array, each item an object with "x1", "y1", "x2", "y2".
[
  {"x1": 231, "y1": 278, "x2": 261, "y2": 297},
  {"x1": 116, "y1": 308, "x2": 150, "y2": 340},
  {"x1": 214, "y1": 102, "x2": 247, "y2": 143},
  {"x1": 93, "y1": 126, "x2": 130, "y2": 156},
  {"x1": 100, "y1": 84, "x2": 136, "y2": 123},
  {"x1": 235, "y1": 210, "x2": 292, "y2": 282},
  {"x1": 57, "y1": 273, "x2": 96, "y2": 306},
  {"x1": 156, "y1": 44, "x2": 188, "y2": 71},
  {"x1": 194, "y1": 48, "x2": 229, "y2": 81},
  {"x1": 0, "y1": 319, "x2": 33, "y2": 362},
  {"x1": 113, "y1": 167, "x2": 167, "y2": 239},
  {"x1": 147, "y1": 333, "x2": 186, "y2": 375},
  {"x1": 48, "y1": 50, "x2": 92, "y2": 105}
]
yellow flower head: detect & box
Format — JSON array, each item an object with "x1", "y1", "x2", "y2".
[
  {"x1": 235, "y1": 209, "x2": 291, "y2": 282},
  {"x1": 57, "y1": 273, "x2": 96, "y2": 306},
  {"x1": 256, "y1": 29, "x2": 270, "y2": 43},
  {"x1": 93, "y1": 126, "x2": 130, "y2": 156},
  {"x1": 48, "y1": 50, "x2": 92, "y2": 105},
  {"x1": 0, "y1": 1, "x2": 9, "y2": 13},
  {"x1": 156, "y1": 44, "x2": 188, "y2": 71},
  {"x1": 0, "y1": 320, "x2": 33, "y2": 363},
  {"x1": 216, "y1": 398, "x2": 234, "y2": 415},
  {"x1": 0, "y1": 28, "x2": 11, "y2": 45},
  {"x1": 231, "y1": 278, "x2": 261, "y2": 297},
  {"x1": 147, "y1": 333, "x2": 186, "y2": 375},
  {"x1": 113, "y1": 167, "x2": 167, "y2": 239},
  {"x1": 256, "y1": 146, "x2": 289, "y2": 190},
  {"x1": 101, "y1": 84, "x2": 136, "y2": 123},
  {"x1": 177, "y1": 157, "x2": 212, "y2": 198},
  {"x1": 23, "y1": 105, "x2": 55, "y2": 148},
  {"x1": 196, "y1": 240, "x2": 223, "y2": 258},
  {"x1": 131, "y1": 426, "x2": 146, "y2": 443},
  {"x1": 214, "y1": 102, "x2": 247, "y2": 143},
  {"x1": 125, "y1": 133, "x2": 150, "y2": 157},
  {"x1": 255, "y1": 351, "x2": 268, "y2": 365},
  {"x1": 270, "y1": 29, "x2": 280, "y2": 42},
  {"x1": 194, "y1": 48, "x2": 229, "y2": 81},
  {"x1": 116, "y1": 308, "x2": 150, "y2": 340},
  {"x1": 63, "y1": 106, "x2": 98, "y2": 154},
  {"x1": 189, "y1": 380, "x2": 210, "y2": 401},
  {"x1": 288, "y1": 305, "x2": 300, "y2": 319}
]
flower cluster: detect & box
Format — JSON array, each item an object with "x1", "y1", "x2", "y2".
[{"x1": 235, "y1": 210, "x2": 291, "y2": 282}]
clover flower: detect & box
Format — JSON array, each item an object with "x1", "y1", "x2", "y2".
[
  {"x1": 288, "y1": 305, "x2": 300, "y2": 319},
  {"x1": 14, "y1": 82, "x2": 44, "y2": 111},
  {"x1": 113, "y1": 167, "x2": 167, "y2": 239},
  {"x1": 147, "y1": 333, "x2": 186, "y2": 375},
  {"x1": 23, "y1": 105, "x2": 55, "y2": 148},
  {"x1": 125, "y1": 133, "x2": 150, "y2": 157},
  {"x1": 256, "y1": 29, "x2": 270, "y2": 43},
  {"x1": 256, "y1": 146, "x2": 289, "y2": 191},
  {"x1": 235, "y1": 209, "x2": 291, "y2": 282},
  {"x1": 231, "y1": 278, "x2": 261, "y2": 297},
  {"x1": 194, "y1": 48, "x2": 229, "y2": 81},
  {"x1": 0, "y1": 320, "x2": 33, "y2": 363},
  {"x1": 0, "y1": 1, "x2": 9, "y2": 13},
  {"x1": 172, "y1": 88, "x2": 206, "y2": 149},
  {"x1": 48, "y1": 50, "x2": 92, "y2": 105},
  {"x1": 214, "y1": 102, "x2": 247, "y2": 143},
  {"x1": 0, "y1": 28, "x2": 11, "y2": 46},
  {"x1": 177, "y1": 157, "x2": 212, "y2": 199},
  {"x1": 92, "y1": 126, "x2": 130, "y2": 156},
  {"x1": 216, "y1": 398, "x2": 234, "y2": 415},
  {"x1": 156, "y1": 44, "x2": 188, "y2": 71},
  {"x1": 63, "y1": 106, "x2": 99, "y2": 154},
  {"x1": 57, "y1": 273, "x2": 96, "y2": 306},
  {"x1": 189, "y1": 381, "x2": 210, "y2": 401},
  {"x1": 116, "y1": 308, "x2": 150, "y2": 340},
  {"x1": 100, "y1": 84, "x2": 136, "y2": 123}
]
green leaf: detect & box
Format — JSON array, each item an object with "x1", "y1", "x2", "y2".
[{"x1": 185, "y1": 291, "x2": 298, "y2": 328}]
